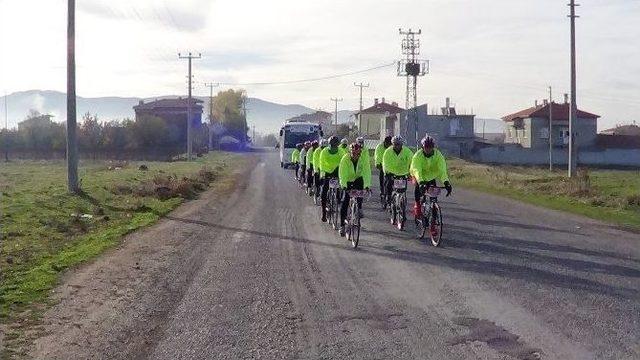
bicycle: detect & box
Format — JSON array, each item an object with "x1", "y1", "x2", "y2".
[
  {"x1": 345, "y1": 189, "x2": 369, "y2": 249},
  {"x1": 326, "y1": 177, "x2": 341, "y2": 230},
  {"x1": 388, "y1": 176, "x2": 408, "y2": 230},
  {"x1": 415, "y1": 185, "x2": 446, "y2": 246},
  {"x1": 314, "y1": 174, "x2": 322, "y2": 206}
]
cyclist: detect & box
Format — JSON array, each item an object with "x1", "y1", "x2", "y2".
[
  {"x1": 338, "y1": 142, "x2": 371, "y2": 236},
  {"x1": 355, "y1": 137, "x2": 370, "y2": 165},
  {"x1": 299, "y1": 141, "x2": 310, "y2": 185},
  {"x1": 382, "y1": 135, "x2": 414, "y2": 212},
  {"x1": 410, "y1": 136, "x2": 452, "y2": 218},
  {"x1": 291, "y1": 143, "x2": 302, "y2": 179},
  {"x1": 306, "y1": 140, "x2": 319, "y2": 194},
  {"x1": 375, "y1": 136, "x2": 392, "y2": 198},
  {"x1": 319, "y1": 136, "x2": 344, "y2": 223},
  {"x1": 339, "y1": 138, "x2": 349, "y2": 153},
  {"x1": 313, "y1": 139, "x2": 328, "y2": 196}
]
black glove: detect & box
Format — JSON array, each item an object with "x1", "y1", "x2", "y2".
[{"x1": 444, "y1": 181, "x2": 452, "y2": 197}]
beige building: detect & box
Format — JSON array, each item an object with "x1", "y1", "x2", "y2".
[{"x1": 353, "y1": 98, "x2": 403, "y2": 139}]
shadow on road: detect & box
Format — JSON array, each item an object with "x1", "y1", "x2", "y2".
[{"x1": 165, "y1": 215, "x2": 639, "y2": 300}]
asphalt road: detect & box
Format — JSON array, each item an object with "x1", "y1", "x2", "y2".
[{"x1": 31, "y1": 152, "x2": 640, "y2": 360}]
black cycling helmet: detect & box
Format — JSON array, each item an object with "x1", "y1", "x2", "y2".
[
  {"x1": 421, "y1": 136, "x2": 435, "y2": 149},
  {"x1": 391, "y1": 135, "x2": 403, "y2": 146},
  {"x1": 329, "y1": 136, "x2": 340, "y2": 148},
  {"x1": 356, "y1": 137, "x2": 365, "y2": 146},
  {"x1": 312, "y1": 140, "x2": 319, "y2": 148},
  {"x1": 383, "y1": 135, "x2": 392, "y2": 146},
  {"x1": 296, "y1": 143, "x2": 303, "y2": 150}
]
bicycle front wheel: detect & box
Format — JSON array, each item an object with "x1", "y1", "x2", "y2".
[
  {"x1": 415, "y1": 203, "x2": 426, "y2": 239},
  {"x1": 349, "y1": 202, "x2": 360, "y2": 248},
  {"x1": 397, "y1": 194, "x2": 406, "y2": 231},
  {"x1": 430, "y1": 203, "x2": 444, "y2": 247}
]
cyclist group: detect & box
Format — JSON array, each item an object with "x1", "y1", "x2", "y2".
[{"x1": 289, "y1": 133, "x2": 453, "y2": 243}]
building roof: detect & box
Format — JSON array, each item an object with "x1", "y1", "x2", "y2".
[
  {"x1": 502, "y1": 102, "x2": 599, "y2": 122},
  {"x1": 600, "y1": 124, "x2": 640, "y2": 136},
  {"x1": 355, "y1": 102, "x2": 404, "y2": 116},
  {"x1": 134, "y1": 98, "x2": 203, "y2": 111}
]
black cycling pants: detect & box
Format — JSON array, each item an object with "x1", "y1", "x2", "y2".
[
  {"x1": 376, "y1": 165, "x2": 385, "y2": 195},
  {"x1": 341, "y1": 177, "x2": 364, "y2": 225},
  {"x1": 321, "y1": 169, "x2": 340, "y2": 218},
  {"x1": 306, "y1": 168, "x2": 314, "y2": 188}
]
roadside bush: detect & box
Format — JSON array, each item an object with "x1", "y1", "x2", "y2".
[{"x1": 626, "y1": 194, "x2": 640, "y2": 207}]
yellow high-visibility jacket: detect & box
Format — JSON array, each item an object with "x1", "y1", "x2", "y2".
[
  {"x1": 374, "y1": 142, "x2": 388, "y2": 166},
  {"x1": 339, "y1": 153, "x2": 372, "y2": 188},
  {"x1": 313, "y1": 146, "x2": 326, "y2": 173},
  {"x1": 410, "y1": 148, "x2": 450, "y2": 184},
  {"x1": 291, "y1": 149, "x2": 300, "y2": 164},
  {"x1": 382, "y1": 146, "x2": 414, "y2": 176},
  {"x1": 306, "y1": 147, "x2": 315, "y2": 168},
  {"x1": 319, "y1": 147, "x2": 344, "y2": 178}
]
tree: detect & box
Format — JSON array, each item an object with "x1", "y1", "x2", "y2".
[
  {"x1": 18, "y1": 110, "x2": 57, "y2": 157},
  {"x1": 0, "y1": 129, "x2": 18, "y2": 161},
  {"x1": 79, "y1": 112, "x2": 103, "y2": 159},
  {"x1": 131, "y1": 115, "x2": 170, "y2": 151},
  {"x1": 213, "y1": 89, "x2": 248, "y2": 141}
]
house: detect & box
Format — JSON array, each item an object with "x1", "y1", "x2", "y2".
[
  {"x1": 502, "y1": 99, "x2": 600, "y2": 149},
  {"x1": 133, "y1": 98, "x2": 204, "y2": 145},
  {"x1": 394, "y1": 98, "x2": 475, "y2": 156},
  {"x1": 353, "y1": 98, "x2": 403, "y2": 139}
]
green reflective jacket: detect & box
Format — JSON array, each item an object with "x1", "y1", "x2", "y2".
[
  {"x1": 306, "y1": 148, "x2": 315, "y2": 167},
  {"x1": 410, "y1": 148, "x2": 450, "y2": 183},
  {"x1": 313, "y1": 146, "x2": 326, "y2": 173},
  {"x1": 374, "y1": 142, "x2": 389, "y2": 166},
  {"x1": 360, "y1": 145, "x2": 371, "y2": 168},
  {"x1": 339, "y1": 153, "x2": 372, "y2": 188},
  {"x1": 319, "y1": 147, "x2": 344, "y2": 177},
  {"x1": 382, "y1": 146, "x2": 414, "y2": 176},
  {"x1": 291, "y1": 149, "x2": 300, "y2": 164}
]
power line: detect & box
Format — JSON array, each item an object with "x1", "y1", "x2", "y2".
[{"x1": 218, "y1": 62, "x2": 395, "y2": 86}]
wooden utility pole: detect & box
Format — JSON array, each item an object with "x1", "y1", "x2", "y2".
[
  {"x1": 66, "y1": 0, "x2": 79, "y2": 193},
  {"x1": 568, "y1": 0, "x2": 579, "y2": 177},
  {"x1": 330, "y1": 97, "x2": 343, "y2": 135},
  {"x1": 548, "y1": 86, "x2": 553, "y2": 171},
  {"x1": 178, "y1": 52, "x2": 201, "y2": 160},
  {"x1": 353, "y1": 82, "x2": 369, "y2": 135}
]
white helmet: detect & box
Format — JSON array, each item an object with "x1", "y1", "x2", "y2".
[{"x1": 320, "y1": 138, "x2": 329, "y2": 147}]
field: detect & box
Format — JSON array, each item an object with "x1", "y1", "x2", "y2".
[
  {"x1": 448, "y1": 158, "x2": 640, "y2": 230},
  {"x1": 0, "y1": 152, "x2": 244, "y2": 323}
]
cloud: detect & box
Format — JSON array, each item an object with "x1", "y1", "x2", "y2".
[{"x1": 78, "y1": 0, "x2": 213, "y2": 32}]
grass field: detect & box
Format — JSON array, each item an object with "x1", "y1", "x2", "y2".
[
  {"x1": 448, "y1": 158, "x2": 640, "y2": 230},
  {"x1": 0, "y1": 152, "x2": 244, "y2": 323}
]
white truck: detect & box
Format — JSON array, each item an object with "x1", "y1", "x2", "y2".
[{"x1": 279, "y1": 121, "x2": 323, "y2": 168}]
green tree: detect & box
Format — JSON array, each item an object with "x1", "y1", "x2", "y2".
[
  {"x1": 213, "y1": 89, "x2": 247, "y2": 141},
  {"x1": 79, "y1": 112, "x2": 103, "y2": 159},
  {"x1": 132, "y1": 115, "x2": 169, "y2": 150}
]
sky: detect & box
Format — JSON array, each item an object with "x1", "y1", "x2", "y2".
[{"x1": 0, "y1": 0, "x2": 639, "y2": 130}]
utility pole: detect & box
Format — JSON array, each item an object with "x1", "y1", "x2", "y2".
[
  {"x1": 398, "y1": 28, "x2": 428, "y2": 147},
  {"x1": 568, "y1": 0, "x2": 579, "y2": 177},
  {"x1": 330, "y1": 98, "x2": 343, "y2": 135},
  {"x1": 66, "y1": 0, "x2": 79, "y2": 193},
  {"x1": 204, "y1": 82, "x2": 219, "y2": 124},
  {"x1": 178, "y1": 52, "x2": 201, "y2": 160},
  {"x1": 204, "y1": 82, "x2": 218, "y2": 151},
  {"x1": 548, "y1": 86, "x2": 553, "y2": 171},
  {"x1": 353, "y1": 82, "x2": 369, "y2": 135}
]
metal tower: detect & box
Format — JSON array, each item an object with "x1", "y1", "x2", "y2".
[{"x1": 397, "y1": 28, "x2": 429, "y2": 146}]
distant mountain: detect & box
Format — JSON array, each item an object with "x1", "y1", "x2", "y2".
[{"x1": 0, "y1": 90, "x2": 354, "y2": 135}]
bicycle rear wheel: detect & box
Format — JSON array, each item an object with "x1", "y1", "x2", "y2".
[{"x1": 430, "y1": 203, "x2": 444, "y2": 247}]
